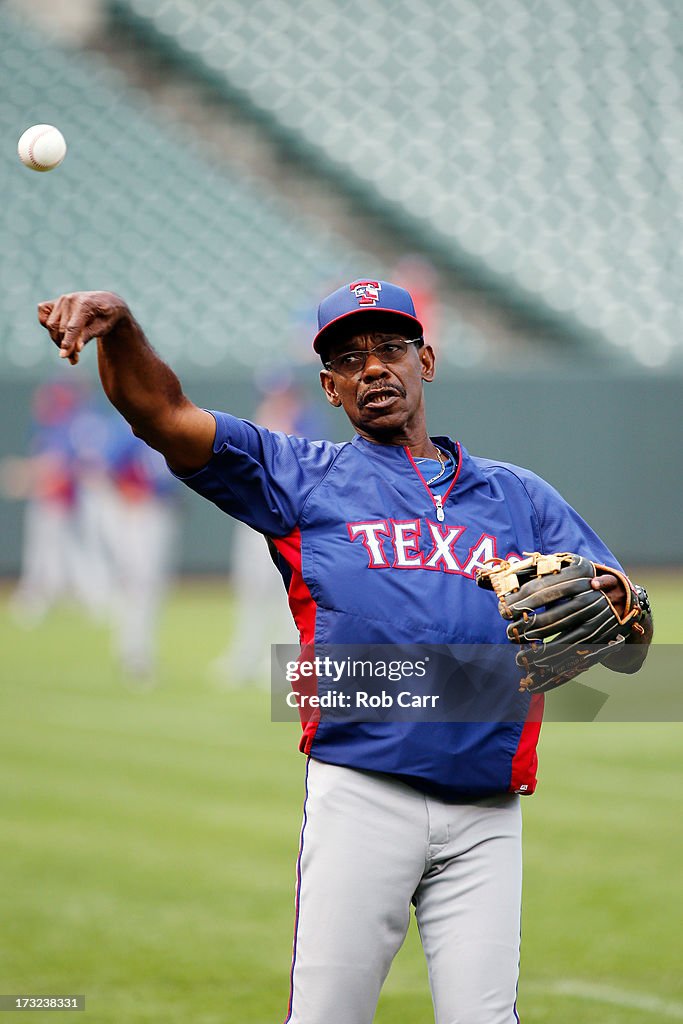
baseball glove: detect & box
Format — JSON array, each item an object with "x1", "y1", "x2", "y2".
[{"x1": 475, "y1": 552, "x2": 645, "y2": 693}]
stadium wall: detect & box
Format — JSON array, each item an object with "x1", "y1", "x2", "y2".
[{"x1": 1, "y1": 371, "x2": 680, "y2": 574}]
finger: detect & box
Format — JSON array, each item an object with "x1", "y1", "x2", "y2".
[
  {"x1": 591, "y1": 575, "x2": 617, "y2": 592},
  {"x1": 591, "y1": 574, "x2": 627, "y2": 617},
  {"x1": 62, "y1": 323, "x2": 94, "y2": 356},
  {"x1": 60, "y1": 345, "x2": 76, "y2": 362},
  {"x1": 45, "y1": 298, "x2": 66, "y2": 333},
  {"x1": 70, "y1": 335, "x2": 89, "y2": 364},
  {"x1": 45, "y1": 311, "x2": 66, "y2": 348},
  {"x1": 37, "y1": 301, "x2": 55, "y2": 326},
  {"x1": 60, "y1": 331, "x2": 84, "y2": 365},
  {"x1": 58, "y1": 330, "x2": 80, "y2": 361},
  {"x1": 60, "y1": 320, "x2": 102, "y2": 363},
  {"x1": 50, "y1": 327, "x2": 66, "y2": 351}
]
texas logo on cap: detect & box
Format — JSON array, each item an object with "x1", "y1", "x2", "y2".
[
  {"x1": 313, "y1": 278, "x2": 423, "y2": 353},
  {"x1": 351, "y1": 280, "x2": 382, "y2": 306}
]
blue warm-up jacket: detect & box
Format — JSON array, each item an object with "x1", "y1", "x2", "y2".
[{"x1": 179, "y1": 412, "x2": 623, "y2": 798}]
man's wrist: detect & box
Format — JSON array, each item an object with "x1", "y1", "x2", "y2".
[
  {"x1": 632, "y1": 584, "x2": 652, "y2": 620},
  {"x1": 101, "y1": 307, "x2": 142, "y2": 345},
  {"x1": 625, "y1": 583, "x2": 653, "y2": 648}
]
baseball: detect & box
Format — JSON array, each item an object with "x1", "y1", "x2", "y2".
[{"x1": 18, "y1": 124, "x2": 67, "y2": 172}]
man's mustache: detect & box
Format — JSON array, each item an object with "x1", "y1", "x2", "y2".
[{"x1": 359, "y1": 384, "x2": 406, "y2": 407}]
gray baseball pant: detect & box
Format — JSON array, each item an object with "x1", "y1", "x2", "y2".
[{"x1": 285, "y1": 757, "x2": 522, "y2": 1024}]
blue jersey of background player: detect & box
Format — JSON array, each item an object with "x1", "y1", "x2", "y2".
[{"x1": 38, "y1": 282, "x2": 652, "y2": 1024}]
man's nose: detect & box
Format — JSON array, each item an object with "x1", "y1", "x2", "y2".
[{"x1": 361, "y1": 352, "x2": 390, "y2": 379}]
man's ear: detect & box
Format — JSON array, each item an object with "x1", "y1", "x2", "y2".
[
  {"x1": 320, "y1": 369, "x2": 342, "y2": 407},
  {"x1": 419, "y1": 343, "x2": 436, "y2": 383}
]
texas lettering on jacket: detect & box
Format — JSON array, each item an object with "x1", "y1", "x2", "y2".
[{"x1": 348, "y1": 519, "x2": 520, "y2": 577}]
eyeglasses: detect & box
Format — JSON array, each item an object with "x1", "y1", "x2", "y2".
[{"x1": 323, "y1": 337, "x2": 423, "y2": 376}]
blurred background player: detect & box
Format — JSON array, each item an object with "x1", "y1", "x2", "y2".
[
  {"x1": 100, "y1": 417, "x2": 179, "y2": 681},
  {"x1": 2, "y1": 379, "x2": 178, "y2": 681},
  {"x1": 2, "y1": 380, "x2": 90, "y2": 624}
]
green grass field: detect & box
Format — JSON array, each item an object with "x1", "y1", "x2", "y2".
[{"x1": 1, "y1": 574, "x2": 682, "y2": 1023}]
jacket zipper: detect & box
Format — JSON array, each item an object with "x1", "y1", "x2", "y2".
[{"x1": 404, "y1": 444, "x2": 461, "y2": 523}]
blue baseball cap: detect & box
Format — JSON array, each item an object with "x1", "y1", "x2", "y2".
[{"x1": 313, "y1": 279, "x2": 424, "y2": 354}]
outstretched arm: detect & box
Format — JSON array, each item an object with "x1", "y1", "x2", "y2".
[{"x1": 38, "y1": 291, "x2": 216, "y2": 475}]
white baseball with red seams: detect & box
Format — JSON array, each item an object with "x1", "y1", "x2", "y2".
[{"x1": 18, "y1": 124, "x2": 67, "y2": 172}]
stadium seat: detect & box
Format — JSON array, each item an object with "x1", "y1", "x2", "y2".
[
  {"x1": 110, "y1": 0, "x2": 683, "y2": 366},
  {"x1": 1, "y1": 8, "x2": 487, "y2": 374}
]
